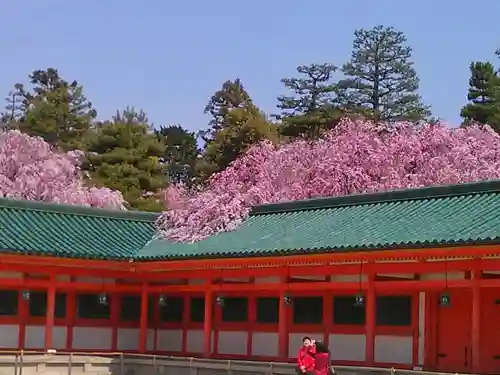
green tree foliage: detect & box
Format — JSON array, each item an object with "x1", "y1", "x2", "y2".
[
  {"x1": 203, "y1": 79, "x2": 253, "y2": 141},
  {"x1": 84, "y1": 108, "x2": 167, "y2": 212},
  {"x1": 198, "y1": 79, "x2": 277, "y2": 178},
  {"x1": 199, "y1": 106, "x2": 277, "y2": 179},
  {"x1": 460, "y1": 61, "x2": 500, "y2": 131},
  {"x1": 12, "y1": 68, "x2": 96, "y2": 150},
  {"x1": 1, "y1": 86, "x2": 24, "y2": 129},
  {"x1": 340, "y1": 25, "x2": 430, "y2": 122},
  {"x1": 276, "y1": 63, "x2": 345, "y2": 138},
  {"x1": 156, "y1": 125, "x2": 199, "y2": 185}
]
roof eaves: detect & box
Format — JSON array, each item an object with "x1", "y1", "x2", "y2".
[
  {"x1": 251, "y1": 179, "x2": 500, "y2": 215},
  {"x1": 133, "y1": 237, "x2": 500, "y2": 262},
  {"x1": 0, "y1": 198, "x2": 160, "y2": 222},
  {"x1": 1, "y1": 248, "x2": 131, "y2": 262}
]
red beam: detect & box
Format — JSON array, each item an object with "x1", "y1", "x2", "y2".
[
  {"x1": 137, "y1": 245, "x2": 500, "y2": 272},
  {"x1": 0, "y1": 262, "x2": 137, "y2": 279},
  {"x1": 0, "y1": 253, "x2": 127, "y2": 270},
  {"x1": 147, "y1": 278, "x2": 475, "y2": 293},
  {"x1": 0, "y1": 258, "x2": 482, "y2": 284},
  {"x1": 2, "y1": 275, "x2": 500, "y2": 295},
  {"x1": 0, "y1": 278, "x2": 141, "y2": 293},
  {"x1": 478, "y1": 258, "x2": 500, "y2": 271},
  {"x1": 2, "y1": 250, "x2": 500, "y2": 287}
]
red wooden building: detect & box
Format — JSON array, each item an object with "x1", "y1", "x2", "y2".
[{"x1": 0, "y1": 180, "x2": 500, "y2": 374}]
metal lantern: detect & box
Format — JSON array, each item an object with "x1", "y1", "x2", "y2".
[
  {"x1": 439, "y1": 291, "x2": 450, "y2": 307},
  {"x1": 216, "y1": 296, "x2": 225, "y2": 307},
  {"x1": 283, "y1": 293, "x2": 292, "y2": 305},
  {"x1": 354, "y1": 293, "x2": 365, "y2": 307},
  {"x1": 98, "y1": 293, "x2": 108, "y2": 305},
  {"x1": 158, "y1": 294, "x2": 167, "y2": 306},
  {"x1": 21, "y1": 290, "x2": 30, "y2": 300}
]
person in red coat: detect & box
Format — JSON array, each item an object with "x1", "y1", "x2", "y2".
[
  {"x1": 312, "y1": 341, "x2": 334, "y2": 375},
  {"x1": 297, "y1": 337, "x2": 315, "y2": 374}
]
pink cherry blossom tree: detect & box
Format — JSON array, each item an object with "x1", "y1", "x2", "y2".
[
  {"x1": 158, "y1": 119, "x2": 500, "y2": 242},
  {"x1": 0, "y1": 130, "x2": 125, "y2": 209}
]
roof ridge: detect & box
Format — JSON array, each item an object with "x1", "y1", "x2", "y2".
[
  {"x1": 250, "y1": 179, "x2": 500, "y2": 216},
  {"x1": 0, "y1": 197, "x2": 160, "y2": 222}
]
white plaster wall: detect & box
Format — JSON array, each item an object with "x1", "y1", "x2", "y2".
[
  {"x1": 218, "y1": 331, "x2": 247, "y2": 355},
  {"x1": 0, "y1": 272, "x2": 22, "y2": 278},
  {"x1": 418, "y1": 292, "x2": 425, "y2": 366},
  {"x1": 55, "y1": 275, "x2": 70, "y2": 282},
  {"x1": 374, "y1": 335, "x2": 413, "y2": 364},
  {"x1": 329, "y1": 334, "x2": 366, "y2": 362},
  {"x1": 331, "y1": 274, "x2": 368, "y2": 282},
  {"x1": 72, "y1": 327, "x2": 112, "y2": 350},
  {"x1": 24, "y1": 325, "x2": 66, "y2": 349},
  {"x1": 147, "y1": 329, "x2": 155, "y2": 351},
  {"x1": 157, "y1": 329, "x2": 182, "y2": 352},
  {"x1": 73, "y1": 276, "x2": 115, "y2": 284},
  {"x1": 292, "y1": 275, "x2": 326, "y2": 281},
  {"x1": 117, "y1": 328, "x2": 139, "y2": 351},
  {"x1": 116, "y1": 328, "x2": 154, "y2": 351},
  {"x1": 377, "y1": 274, "x2": 414, "y2": 279},
  {"x1": 254, "y1": 277, "x2": 280, "y2": 283},
  {"x1": 421, "y1": 272, "x2": 464, "y2": 280},
  {"x1": 252, "y1": 332, "x2": 278, "y2": 357},
  {"x1": 0, "y1": 325, "x2": 18, "y2": 347},
  {"x1": 186, "y1": 330, "x2": 203, "y2": 353},
  {"x1": 185, "y1": 329, "x2": 215, "y2": 353}
]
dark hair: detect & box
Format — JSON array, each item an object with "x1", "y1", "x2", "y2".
[
  {"x1": 314, "y1": 341, "x2": 329, "y2": 353},
  {"x1": 302, "y1": 336, "x2": 311, "y2": 343}
]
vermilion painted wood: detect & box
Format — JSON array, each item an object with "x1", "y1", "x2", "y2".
[
  {"x1": 44, "y1": 283, "x2": 56, "y2": 350},
  {"x1": 138, "y1": 284, "x2": 148, "y2": 353},
  {"x1": 471, "y1": 267, "x2": 481, "y2": 374},
  {"x1": 365, "y1": 272, "x2": 376, "y2": 365},
  {"x1": 3, "y1": 243, "x2": 499, "y2": 274},
  {"x1": 0, "y1": 252, "x2": 495, "y2": 372}
]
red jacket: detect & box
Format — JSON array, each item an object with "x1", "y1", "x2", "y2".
[
  {"x1": 297, "y1": 345, "x2": 315, "y2": 372},
  {"x1": 314, "y1": 352, "x2": 330, "y2": 375}
]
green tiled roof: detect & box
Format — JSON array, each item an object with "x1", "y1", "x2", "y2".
[
  {"x1": 137, "y1": 180, "x2": 500, "y2": 260},
  {"x1": 2, "y1": 180, "x2": 500, "y2": 262},
  {"x1": 0, "y1": 198, "x2": 158, "y2": 260}
]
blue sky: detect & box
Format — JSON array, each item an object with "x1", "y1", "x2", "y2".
[{"x1": 1, "y1": 0, "x2": 499, "y2": 133}]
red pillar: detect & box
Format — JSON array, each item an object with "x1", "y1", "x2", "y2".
[
  {"x1": 471, "y1": 267, "x2": 481, "y2": 373},
  {"x1": 138, "y1": 284, "x2": 148, "y2": 353},
  {"x1": 278, "y1": 290, "x2": 288, "y2": 359},
  {"x1": 203, "y1": 289, "x2": 213, "y2": 358},
  {"x1": 44, "y1": 284, "x2": 56, "y2": 350},
  {"x1": 365, "y1": 273, "x2": 375, "y2": 365}
]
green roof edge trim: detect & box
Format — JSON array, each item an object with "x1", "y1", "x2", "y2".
[
  {"x1": 251, "y1": 179, "x2": 500, "y2": 215},
  {"x1": 0, "y1": 197, "x2": 159, "y2": 222},
  {"x1": 135, "y1": 239, "x2": 500, "y2": 262}
]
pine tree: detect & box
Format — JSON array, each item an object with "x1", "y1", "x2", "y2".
[
  {"x1": 156, "y1": 125, "x2": 199, "y2": 185},
  {"x1": 199, "y1": 107, "x2": 277, "y2": 179},
  {"x1": 460, "y1": 61, "x2": 500, "y2": 131},
  {"x1": 1, "y1": 85, "x2": 24, "y2": 129},
  {"x1": 203, "y1": 79, "x2": 253, "y2": 141},
  {"x1": 340, "y1": 25, "x2": 430, "y2": 122},
  {"x1": 276, "y1": 63, "x2": 343, "y2": 138},
  {"x1": 198, "y1": 79, "x2": 276, "y2": 178},
  {"x1": 13, "y1": 68, "x2": 96, "y2": 150},
  {"x1": 84, "y1": 108, "x2": 167, "y2": 212}
]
